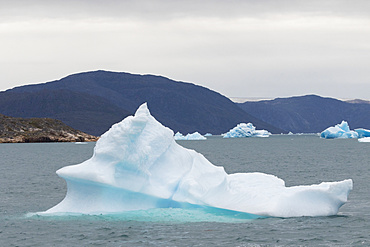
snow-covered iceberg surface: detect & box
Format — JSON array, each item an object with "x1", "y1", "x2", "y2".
[
  {"x1": 174, "y1": 132, "x2": 206, "y2": 140},
  {"x1": 358, "y1": 137, "x2": 370, "y2": 143},
  {"x1": 44, "y1": 103, "x2": 352, "y2": 218},
  {"x1": 355, "y1": 128, "x2": 370, "y2": 138},
  {"x1": 223, "y1": 123, "x2": 271, "y2": 138},
  {"x1": 320, "y1": 121, "x2": 359, "y2": 139}
]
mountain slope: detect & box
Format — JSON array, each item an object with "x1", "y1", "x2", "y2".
[
  {"x1": 0, "y1": 89, "x2": 130, "y2": 136},
  {"x1": 238, "y1": 95, "x2": 370, "y2": 133},
  {"x1": 1, "y1": 70, "x2": 282, "y2": 135}
]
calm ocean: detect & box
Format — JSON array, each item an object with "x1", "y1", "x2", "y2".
[{"x1": 1, "y1": 135, "x2": 369, "y2": 246}]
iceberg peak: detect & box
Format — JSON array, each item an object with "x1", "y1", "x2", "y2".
[
  {"x1": 134, "y1": 102, "x2": 151, "y2": 117},
  {"x1": 45, "y1": 104, "x2": 353, "y2": 218}
]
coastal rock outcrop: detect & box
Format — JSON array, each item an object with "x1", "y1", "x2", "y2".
[{"x1": 0, "y1": 114, "x2": 98, "y2": 143}]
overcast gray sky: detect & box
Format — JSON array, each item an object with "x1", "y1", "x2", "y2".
[{"x1": 1, "y1": 0, "x2": 370, "y2": 100}]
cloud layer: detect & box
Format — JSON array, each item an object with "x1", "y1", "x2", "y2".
[{"x1": 1, "y1": 0, "x2": 370, "y2": 99}]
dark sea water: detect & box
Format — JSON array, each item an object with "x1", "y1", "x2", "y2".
[{"x1": 1, "y1": 135, "x2": 369, "y2": 246}]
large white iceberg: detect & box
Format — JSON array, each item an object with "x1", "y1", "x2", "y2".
[
  {"x1": 223, "y1": 123, "x2": 271, "y2": 138},
  {"x1": 320, "y1": 121, "x2": 359, "y2": 139},
  {"x1": 355, "y1": 128, "x2": 370, "y2": 138},
  {"x1": 44, "y1": 103, "x2": 352, "y2": 218},
  {"x1": 174, "y1": 132, "x2": 206, "y2": 140}
]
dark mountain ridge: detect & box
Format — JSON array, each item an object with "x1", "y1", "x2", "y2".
[
  {"x1": 1, "y1": 70, "x2": 282, "y2": 135},
  {"x1": 0, "y1": 89, "x2": 130, "y2": 135},
  {"x1": 238, "y1": 94, "x2": 370, "y2": 133}
]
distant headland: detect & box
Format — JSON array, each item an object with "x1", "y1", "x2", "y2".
[{"x1": 0, "y1": 114, "x2": 97, "y2": 143}]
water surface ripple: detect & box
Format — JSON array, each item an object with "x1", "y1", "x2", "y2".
[{"x1": 1, "y1": 136, "x2": 369, "y2": 246}]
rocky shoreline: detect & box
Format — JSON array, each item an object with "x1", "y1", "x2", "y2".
[{"x1": 0, "y1": 114, "x2": 98, "y2": 143}]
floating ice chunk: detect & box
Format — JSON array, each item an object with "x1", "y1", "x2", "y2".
[
  {"x1": 174, "y1": 132, "x2": 206, "y2": 140},
  {"x1": 355, "y1": 128, "x2": 370, "y2": 138},
  {"x1": 320, "y1": 121, "x2": 359, "y2": 139},
  {"x1": 43, "y1": 103, "x2": 352, "y2": 218},
  {"x1": 223, "y1": 123, "x2": 271, "y2": 138},
  {"x1": 204, "y1": 133, "x2": 213, "y2": 137},
  {"x1": 174, "y1": 132, "x2": 185, "y2": 140},
  {"x1": 358, "y1": 137, "x2": 370, "y2": 143}
]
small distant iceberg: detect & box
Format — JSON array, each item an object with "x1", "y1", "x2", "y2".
[
  {"x1": 223, "y1": 123, "x2": 271, "y2": 138},
  {"x1": 320, "y1": 121, "x2": 359, "y2": 139},
  {"x1": 174, "y1": 132, "x2": 206, "y2": 140},
  {"x1": 204, "y1": 133, "x2": 213, "y2": 137},
  {"x1": 355, "y1": 128, "x2": 370, "y2": 138},
  {"x1": 359, "y1": 137, "x2": 370, "y2": 143}
]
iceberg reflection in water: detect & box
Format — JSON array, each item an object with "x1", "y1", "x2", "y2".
[{"x1": 40, "y1": 103, "x2": 352, "y2": 219}]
